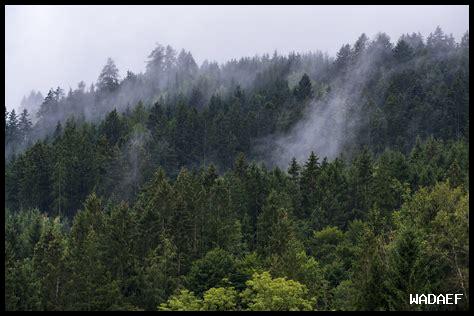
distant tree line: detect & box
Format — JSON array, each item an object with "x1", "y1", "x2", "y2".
[{"x1": 6, "y1": 26, "x2": 468, "y2": 160}]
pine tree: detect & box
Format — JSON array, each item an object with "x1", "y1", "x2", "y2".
[
  {"x1": 141, "y1": 233, "x2": 179, "y2": 310},
  {"x1": 393, "y1": 39, "x2": 414, "y2": 63},
  {"x1": 348, "y1": 147, "x2": 374, "y2": 221},
  {"x1": 147, "y1": 101, "x2": 166, "y2": 137},
  {"x1": 7, "y1": 109, "x2": 19, "y2": 145},
  {"x1": 33, "y1": 217, "x2": 67, "y2": 310},
  {"x1": 384, "y1": 225, "x2": 435, "y2": 311},
  {"x1": 97, "y1": 58, "x2": 120, "y2": 92},
  {"x1": 256, "y1": 190, "x2": 294, "y2": 257},
  {"x1": 288, "y1": 157, "x2": 301, "y2": 181},
  {"x1": 146, "y1": 43, "x2": 165, "y2": 83},
  {"x1": 101, "y1": 109, "x2": 125, "y2": 146},
  {"x1": 334, "y1": 44, "x2": 352, "y2": 74},
  {"x1": 352, "y1": 33, "x2": 369, "y2": 60},
  {"x1": 134, "y1": 168, "x2": 175, "y2": 257},
  {"x1": 351, "y1": 223, "x2": 388, "y2": 311},
  {"x1": 294, "y1": 73, "x2": 313, "y2": 101},
  {"x1": 300, "y1": 151, "x2": 321, "y2": 218},
  {"x1": 53, "y1": 121, "x2": 62, "y2": 141},
  {"x1": 18, "y1": 109, "x2": 33, "y2": 143},
  {"x1": 233, "y1": 152, "x2": 248, "y2": 179}
]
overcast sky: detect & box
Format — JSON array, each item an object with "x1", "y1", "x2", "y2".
[{"x1": 5, "y1": 5, "x2": 469, "y2": 110}]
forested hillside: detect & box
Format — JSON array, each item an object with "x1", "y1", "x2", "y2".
[{"x1": 5, "y1": 27, "x2": 469, "y2": 311}]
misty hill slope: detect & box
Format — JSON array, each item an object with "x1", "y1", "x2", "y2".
[
  {"x1": 5, "y1": 26, "x2": 470, "y2": 312},
  {"x1": 5, "y1": 27, "x2": 469, "y2": 215},
  {"x1": 7, "y1": 27, "x2": 469, "y2": 158}
]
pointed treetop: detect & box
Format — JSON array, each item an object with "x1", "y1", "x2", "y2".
[
  {"x1": 305, "y1": 151, "x2": 320, "y2": 171},
  {"x1": 288, "y1": 157, "x2": 301, "y2": 180},
  {"x1": 234, "y1": 152, "x2": 248, "y2": 178}
]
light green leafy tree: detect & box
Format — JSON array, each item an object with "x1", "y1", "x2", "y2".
[
  {"x1": 202, "y1": 287, "x2": 239, "y2": 311},
  {"x1": 240, "y1": 271, "x2": 314, "y2": 311},
  {"x1": 158, "y1": 289, "x2": 202, "y2": 311}
]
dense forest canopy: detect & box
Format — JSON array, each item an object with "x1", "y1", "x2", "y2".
[{"x1": 5, "y1": 26, "x2": 469, "y2": 311}]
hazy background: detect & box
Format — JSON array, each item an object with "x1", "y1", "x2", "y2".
[{"x1": 5, "y1": 5, "x2": 469, "y2": 111}]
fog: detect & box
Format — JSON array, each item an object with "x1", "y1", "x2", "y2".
[{"x1": 5, "y1": 5, "x2": 469, "y2": 111}]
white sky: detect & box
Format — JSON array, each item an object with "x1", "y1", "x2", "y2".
[{"x1": 5, "y1": 5, "x2": 469, "y2": 110}]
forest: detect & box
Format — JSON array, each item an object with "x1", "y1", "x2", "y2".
[{"x1": 4, "y1": 26, "x2": 469, "y2": 311}]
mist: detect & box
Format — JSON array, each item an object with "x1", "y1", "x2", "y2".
[
  {"x1": 5, "y1": 5, "x2": 469, "y2": 169},
  {"x1": 264, "y1": 30, "x2": 468, "y2": 167},
  {"x1": 5, "y1": 5, "x2": 469, "y2": 111},
  {"x1": 265, "y1": 34, "x2": 397, "y2": 166},
  {"x1": 4, "y1": 6, "x2": 470, "y2": 312}
]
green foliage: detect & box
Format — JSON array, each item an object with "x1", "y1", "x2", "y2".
[
  {"x1": 240, "y1": 271, "x2": 314, "y2": 311},
  {"x1": 256, "y1": 190, "x2": 295, "y2": 257},
  {"x1": 5, "y1": 137, "x2": 470, "y2": 311},
  {"x1": 158, "y1": 289, "x2": 202, "y2": 311},
  {"x1": 202, "y1": 287, "x2": 239, "y2": 311},
  {"x1": 140, "y1": 233, "x2": 179, "y2": 309},
  {"x1": 32, "y1": 217, "x2": 67, "y2": 310},
  {"x1": 3, "y1": 25, "x2": 470, "y2": 311},
  {"x1": 384, "y1": 225, "x2": 436, "y2": 310},
  {"x1": 186, "y1": 248, "x2": 238, "y2": 296},
  {"x1": 294, "y1": 73, "x2": 313, "y2": 101}
]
